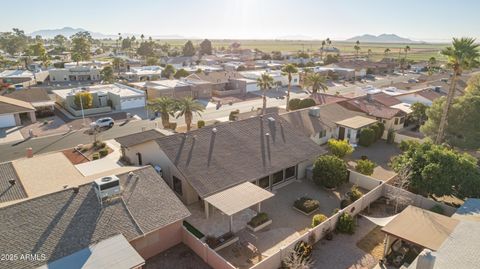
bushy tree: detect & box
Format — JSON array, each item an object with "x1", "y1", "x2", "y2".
[
  {"x1": 311, "y1": 214, "x2": 327, "y2": 227},
  {"x1": 199, "y1": 39, "x2": 212, "y2": 55},
  {"x1": 355, "y1": 159, "x2": 375, "y2": 175},
  {"x1": 410, "y1": 102, "x2": 428, "y2": 125},
  {"x1": 70, "y1": 31, "x2": 92, "y2": 64},
  {"x1": 161, "y1": 64, "x2": 176, "y2": 78},
  {"x1": 0, "y1": 28, "x2": 28, "y2": 56},
  {"x1": 313, "y1": 155, "x2": 348, "y2": 189},
  {"x1": 299, "y1": 98, "x2": 316, "y2": 109},
  {"x1": 182, "y1": 40, "x2": 196, "y2": 56},
  {"x1": 74, "y1": 92, "x2": 93, "y2": 109},
  {"x1": 174, "y1": 68, "x2": 190, "y2": 79},
  {"x1": 390, "y1": 141, "x2": 480, "y2": 198},
  {"x1": 337, "y1": 213, "x2": 355, "y2": 234},
  {"x1": 288, "y1": 98, "x2": 301, "y2": 110},
  {"x1": 100, "y1": 66, "x2": 114, "y2": 83},
  {"x1": 327, "y1": 139, "x2": 353, "y2": 158},
  {"x1": 136, "y1": 40, "x2": 156, "y2": 58},
  {"x1": 386, "y1": 128, "x2": 396, "y2": 144},
  {"x1": 358, "y1": 128, "x2": 376, "y2": 147}
]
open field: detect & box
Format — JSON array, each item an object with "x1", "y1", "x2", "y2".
[{"x1": 101, "y1": 39, "x2": 448, "y2": 62}]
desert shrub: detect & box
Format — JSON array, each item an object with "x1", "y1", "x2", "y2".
[
  {"x1": 430, "y1": 205, "x2": 445, "y2": 215},
  {"x1": 373, "y1": 122, "x2": 385, "y2": 139},
  {"x1": 340, "y1": 199, "x2": 352, "y2": 209},
  {"x1": 370, "y1": 124, "x2": 381, "y2": 141},
  {"x1": 350, "y1": 185, "x2": 364, "y2": 201},
  {"x1": 355, "y1": 159, "x2": 375, "y2": 175},
  {"x1": 99, "y1": 149, "x2": 108, "y2": 157},
  {"x1": 197, "y1": 120, "x2": 205, "y2": 128},
  {"x1": 299, "y1": 98, "x2": 316, "y2": 109},
  {"x1": 288, "y1": 98, "x2": 301, "y2": 110},
  {"x1": 92, "y1": 153, "x2": 100, "y2": 160},
  {"x1": 247, "y1": 212, "x2": 270, "y2": 227},
  {"x1": 359, "y1": 127, "x2": 376, "y2": 147},
  {"x1": 332, "y1": 208, "x2": 340, "y2": 214},
  {"x1": 229, "y1": 109, "x2": 240, "y2": 121},
  {"x1": 293, "y1": 240, "x2": 312, "y2": 262},
  {"x1": 74, "y1": 91, "x2": 93, "y2": 109},
  {"x1": 337, "y1": 212, "x2": 355, "y2": 234},
  {"x1": 327, "y1": 139, "x2": 353, "y2": 158},
  {"x1": 169, "y1": 122, "x2": 177, "y2": 130},
  {"x1": 294, "y1": 197, "x2": 320, "y2": 214},
  {"x1": 311, "y1": 214, "x2": 328, "y2": 227},
  {"x1": 387, "y1": 128, "x2": 396, "y2": 144},
  {"x1": 312, "y1": 155, "x2": 348, "y2": 189},
  {"x1": 281, "y1": 241, "x2": 313, "y2": 268}
]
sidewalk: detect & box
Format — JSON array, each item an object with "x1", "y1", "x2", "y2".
[
  {"x1": 0, "y1": 127, "x2": 24, "y2": 145},
  {"x1": 74, "y1": 140, "x2": 123, "y2": 177}
]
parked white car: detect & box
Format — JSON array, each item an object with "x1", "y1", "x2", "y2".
[{"x1": 90, "y1": 117, "x2": 114, "y2": 129}]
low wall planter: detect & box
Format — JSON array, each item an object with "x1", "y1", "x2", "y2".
[
  {"x1": 213, "y1": 236, "x2": 239, "y2": 252},
  {"x1": 247, "y1": 219, "x2": 272, "y2": 232},
  {"x1": 293, "y1": 206, "x2": 319, "y2": 216}
]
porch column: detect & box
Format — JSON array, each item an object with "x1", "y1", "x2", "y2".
[
  {"x1": 204, "y1": 200, "x2": 209, "y2": 219},
  {"x1": 257, "y1": 202, "x2": 261, "y2": 213},
  {"x1": 14, "y1": 114, "x2": 21, "y2": 125},
  {"x1": 382, "y1": 234, "x2": 390, "y2": 260},
  {"x1": 229, "y1": 215, "x2": 233, "y2": 233},
  {"x1": 29, "y1": 111, "x2": 37, "y2": 123},
  {"x1": 349, "y1": 129, "x2": 357, "y2": 144}
]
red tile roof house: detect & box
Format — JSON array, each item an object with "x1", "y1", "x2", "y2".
[
  {"x1": 338, "y1": 92, "x2": 407, "y2": 131},
  {"x1": 0, "y1": 166, "x2": 191, "y2": 269}
]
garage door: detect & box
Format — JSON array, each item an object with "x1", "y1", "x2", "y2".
[
  {"x1": 121, "y1": 97, "x2": 146, "y2": 110},
  {"x1": 246, "y1": 83, "x2": 259, "y2": 93},
  {"x1": 0, "y1": 114, "x2": 16, "y2": 128}
]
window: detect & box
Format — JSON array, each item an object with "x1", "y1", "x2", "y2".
[
  {"x1": 259, "y1": 176, "x2": 269, "y2": 189},
  {"x1": 285, "y1": 166, "x2": 296, "y2": 179},
  {"x1": 400, "y1": 117, "x2": 405, "y2": 124},
  {"x1": 319, "y1": 130, "x2": 327, "y2": 138},
  {"x1": 394, "y1": 118, "x2": 399, "y2": 125},
  {"x1": 272, "y1": 170, "x2": 284, "y2": 185},
  {"x1": 173, "y1": 176, "x2": 183, "y2": 195}
]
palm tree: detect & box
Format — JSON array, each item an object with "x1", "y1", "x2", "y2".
[
  {"x1": 320, "y1": 40, "x2": 326, "y2": 61},
  {"x1": 175, "y1": 97, "x2": 205, "y2": 132},
  {"x1": 354, "y1": 40, "x2": 361, "y2": 59},
  {"x1": 282, "y1": 64, "x2": 298, "y2": 112},
  {"x1": 304, "y1": 73, "x2": 328, "y2": 94},
  {"x1": 384, "y1": 48, "x2": 391, "y2": 58},
  {"x1": 427, "y1": 57, "x2": 437, "y2": 76},
  {"x1": 367, "y1": 49, "x2": 372, "y2": 61},
  {"x1": 112, "y1": 57, "x2": 125, "y2": 76},
  {"x1": 256, "y1": 73, "x2": 274, "y2": 114},
  {"x1": 147, "y1": 96, "x2": 175, "y2": 128},
  {"x1": 435, "y1": 37, "x2": 479, "y2": 144},
  {"x1": 404, "y1": 45, "x2": 411, "y2": 60}
]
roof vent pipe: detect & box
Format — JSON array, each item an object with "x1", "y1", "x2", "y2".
[{"x1": 207, "y1": 128, "x2": 217, "y2": 166}]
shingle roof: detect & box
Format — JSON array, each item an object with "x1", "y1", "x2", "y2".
[
  {"x1": 115, "y1": 129, "x2": 165, "y2": 148},
  {"x1": 186, "y1": 71, "x2": 242, "y2": 84},
  {"x1": 0, "y1": 166, "x2": 190, "y2": 269},
  {"x1": 5, "y1": 88, "x2": 51, "y2": 103},
  {"x1": 0, "y1": 162, "x2": 27, "y2": 204},
  {"x1": 0, "y1": 95, "x2": 35, "y2": 115},
  {"x1": 339, "y1": 97, "x2": 405, "y2": 119},
  {"x1": 368, "y1": 92, "x2": 401, "y2": 107},
  {"x1": 310, "y1": 93, "x2": 349, "y2": 105},
  {"x1": 155, "y1": 114, "x2": 326, "y2": 197}
]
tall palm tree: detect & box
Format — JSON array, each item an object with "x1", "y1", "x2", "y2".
[
  {"x1": 112, "y1": 57, "x2": 125, "y2": 76},
  {"x1": 435, "y1": 37, "x2": 479, "y2": 144},
  {"x1": 304, "y1": 73, "x2": 328, "y2": 94},
  {"x1": 367, "y1": 49, "x2": 372, "y2": 61},
  {"x1": 404, "y1": 45, "x2": 411, "y2": 60},
  {"x1": 256, "y1": 73, "x2": 274, "y2": 114},
  {"x1": 427, "y1": 57, "x2": 437, "y2": 76},
  {"x1": 384, "y1": 48, "x2": 391, "y2": 58},
  {"x1": 354, "y1": 40, "x2": 361, "y2": 59},
  {"x1": 175, "y1": 97, "x2": 205, "y2": 132},
  {"x1": 320, "y1": 40, "x2": 326, "y2": 61},
  {"x1": 147, "y1": 96, "x2": 175, "y2": 128},
  {"x1": 282, "y1": 64, "x2": 298, "y2": 112}
]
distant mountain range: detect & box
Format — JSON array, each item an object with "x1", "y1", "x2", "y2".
[
  {"x1": 345, "y1": 34, "x2": 422, "y2": 43},
  {"x1": 29, "y1": 27, "x2": 185, "y2": 39}
]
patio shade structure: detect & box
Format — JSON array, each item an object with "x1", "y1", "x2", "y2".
[
  {"x1": 381, "y1": 206, "x2": 459, "y2": 256},
  {"x1": 335, "y1": 115, "x2": 377, "y2": 130},
  {"x1": 204, "y1": 182, "x2": 274, "y2": 232}
]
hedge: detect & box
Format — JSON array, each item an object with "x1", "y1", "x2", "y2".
[
  {"x1": 359, "y1": 127, "x2": 376, "y2": 147},
  {"x1": 337, "y1": 212, "x2": 355, "y2": 234},
  {"x1": 355, "y1": 159, "x2": 375, "y2": 175},
  {"x1": 312, "y1": 155, "x2": 348, "y2": 189}
]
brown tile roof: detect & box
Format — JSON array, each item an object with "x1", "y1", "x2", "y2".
[
  {"x1": 155, "y1": 114, "x2": 326, "y2": 197},
  {"x1": 368, "y1": 92, "x2": 401, "y2": 107},
  {"x1": 186, "y1": 70, "x2": 242, "y2": 84},
  {"x1": 0, "y1": 166, "x2": 190, "y2": 269},
  {"x1": 115, "y1": 129, "x2": 164, "y2": 148},
  {"x1": 0, "y1": 162, "x2": 27, "y2": 204},
  {"x1": 339, "y1": 97, "x2": 405, "y2": 119},
  {"x1": 416, "y1": 88, "x2": 443, "y2": 101},
  {"x1": 5, "y1": 88, "x2": 51, "y2": 103},
  {"x1": 310, "y1": 93, "x2": 349, "y2": 105},
  {"x1": 0, "y1": 95, "x2": 35, "y2": 115}
]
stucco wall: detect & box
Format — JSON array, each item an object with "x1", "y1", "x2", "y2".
[{"x1": 129, "y1": 220, "x2": 183, "y2": 260}]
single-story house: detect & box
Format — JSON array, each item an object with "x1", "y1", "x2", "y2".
[
  {"x1": 0, "y1": 96, "x2": 36, "y2": 128},
  {"x1": 52, "y1": 83, "x2": 146, "y2": 116},
  {"x1": 0, "y1": 69, "x2": 48, "y2": 88},
  {"x1": 0, "y1": 166, "x2": 191, "y2": 269},
  {"x1": 185, "y1": 70, "x2": 244, "y2": 96},
  {"x1": 5, "y1": 88, "x2": 55, "y2": 118},
  {"x1": 116, "y1": 114, "x2": 326, "y2": 205},
  {"x1": 131, "y1": 79, "x2": 212, "y2": 100},
  {"x1": 121, "y1": 65, "x2": 163, "y2": 82},
  {"x1": 395, "y1": 87, "x2": 444, "y2": 106},
  {"x1": 240, "y1": 69, "x2": 300, "y2": 89},
  {"x1": 49, "y1": 66, "x2": 101, "y2": 82}
]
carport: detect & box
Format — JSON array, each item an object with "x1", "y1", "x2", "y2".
[{"x1": 204, "y1": 182, "x2": 274, "y2": 232}]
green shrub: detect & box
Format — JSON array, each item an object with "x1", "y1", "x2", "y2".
[
  {"x1": 370, "y1": 124, "x2": 380, "y2": 141},
  {"x1": 387, "y1": 128, "x2": 396, "y2": 144},
  {"x1": 98, "y1": 142, "x2": 106, "y2": 149},
  {"x1": 311, "y1": 214, "x2": 328, "y2": 227},
  {"x1": 197, "y1": 120, "x2": 205, "y2": 128},
  {"x1": 299, "y1": 98, "x2": 316, "y2": 109},
  {"x1": 293, "y1": 240, "x2": 312, "y2": 262},
  {"x1": 359, "y1": 127, "x2": 376, "y2": 147},
  {"x1": 99, "y1": 149, "x2": 108, "y2": 157},
  {"x1": 332, "y1": 208, "x2": 340, "y2": 214},
  {"x1": 327, "y1": 139, "x2": 353, "y2": 158},
  {"x1": 373, "y1": 122, "x2": 385, "y2": 140},
  {"x1": 340, "y1": 199, "x2": 352, "y2": 209},
  {"x1": 247, "y1": 212, "x2": 270, "y2": 227},
  {"x1": 313, "y1": 155, "x2": 348, "y2": 189},
  {"x1": 288, "y1": 98, "x2": 302, "y2": 110},
  {"x1": 350, "y1": 185, "x2": 364, "y2": 201},
  {"x1": 229, "y1": 109, "x2": 240, "y2": 121},
  {"x1": 169, "y1": 122, "x2": 177, "y2": 130},
  {"x1": 92, "y1": 153, "x2": 100, "y2": 160},
  {"x1": 355, "y1": 159, "x2": 375, "y2": 175},
  {"x1": 294, "y1": 197, "x2": 320, "y2": 214},
  {"x1": 430, "y1": 205, "x2": 445, "y2": 215},
  {"x1": 337, "y1": 212, "x2": 355, "y2": 234}
]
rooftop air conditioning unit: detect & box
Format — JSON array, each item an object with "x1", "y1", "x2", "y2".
[
  {"x1": 309, "y1": 107, "x2": 321, "y2": 117},
  {"x1": 93, "y1": 175, "x2": 121, "y2": 201}
]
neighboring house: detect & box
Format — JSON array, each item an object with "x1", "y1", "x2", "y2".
[
  {"x1": 116, "y1": 129, "x2": 165, "y2": 166},
  {"x1": 49, "y1": 66, "x2": 101, "y2": 82},
  {"x1": 315, "y1": 65, "x2": 356, "y2": 81},
  {"x1": 5, "y1": 88, "x2": 55, "y2": 118},
  {"x1": 64, "y1": 60, "x2": 110, "y2": 69},
  {"x1": 131, "y1": 79, "x2": 212, "y2": 100},
  {"x1": 0, "y1": 166, "x2": 191, "y2": 269},
  {"x1": 0, "y1": 69, "x2": 48, "y2": 88},
  {"x1": 162, "y1": 56, "x2": 198, "y2": 69},
  {"x1": 121, "y1": 66, "x2": 163, "y2": 81},
  {"x1": 0, "y1": 96, "x2": 36, "y2": 128},
  {"x1": 0, "y1": 162, "x2": 28, "y2": 206},
  {"x1": 52, "y1": 83, "x2": 145, "y2": 116},
  {"x1": 182, "y1": 65, "x2": 223, "y2": 73},
  {"x1": 281, "y1": 103, "x2": 375, "y2": 145},
  {"x1": 116, "y1": 114, "x2": 326, "y2": 205},
  {"x1": 185, "y1": 70, "x2": 245, "y2": 96},
  {"x1": 310, "y1": 93, "x2": 349, "y2": 106},
  {"x1": 240, "y1": 69, "x2": 300, "y2": 90},
  {"x1": 338, "y1": 93, "x2": 407, "y2": 130},
  {"x1": 395, "y1": 87, "x2": 444, "y2": 106}
]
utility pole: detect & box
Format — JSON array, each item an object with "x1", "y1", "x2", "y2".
[{"x1": 79, "y1": 93, "x2": 86, "y2": 127}]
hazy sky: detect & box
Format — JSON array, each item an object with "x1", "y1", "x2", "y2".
[{"x1": 1, "y1": 0, "x2": 479, "y2": 41}]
